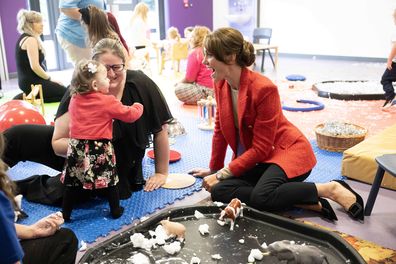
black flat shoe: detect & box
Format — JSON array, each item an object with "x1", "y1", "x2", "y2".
[
  {"x1": 333, "y1": 180, "x2": 364, "y2": 221},
  {"x1": 319, "y1": 198, "x2": 338, "y2": 221}
]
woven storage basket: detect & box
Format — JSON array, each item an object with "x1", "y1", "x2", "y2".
[{"x1": 315, "y1": 123, "x2": 367, "y2": 152}]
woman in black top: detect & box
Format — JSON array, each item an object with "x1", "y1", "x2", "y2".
[
  {"x1": 4, "y1": 38, "x2": 173, "y2": 204},
  {"x1": 15, "y1": 9, "x2": 66, "y2": 102}
]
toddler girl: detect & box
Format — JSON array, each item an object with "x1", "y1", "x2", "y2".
[{"x1": 61, "y1": 60, "x2": 143, "y2": 221}]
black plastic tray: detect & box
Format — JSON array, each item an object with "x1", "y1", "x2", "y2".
[{"x1": 79, "y1": 205, "x2": 365, "y2": 263}]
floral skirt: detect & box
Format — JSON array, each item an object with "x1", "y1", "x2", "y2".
[{"x1": 61, "y1": 139, "x2": 118, "y2": 190}]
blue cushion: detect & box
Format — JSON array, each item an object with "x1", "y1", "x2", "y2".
[{"x1": 286, "y1": 74, "x2": 306, "y2": 81}]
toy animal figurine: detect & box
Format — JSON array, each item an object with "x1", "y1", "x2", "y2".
[
  {"x1": 219, "y1": 198, "x2": 243, "y2": 231},
  {"x1": 160, "y1": 219, "x2": 186, "y2": 240}
]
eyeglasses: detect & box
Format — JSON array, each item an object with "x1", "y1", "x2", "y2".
[{"x1": 104, "y1": 64, "x2": 125, "y2": 72}]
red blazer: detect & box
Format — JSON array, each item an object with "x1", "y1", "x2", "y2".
[{"x1": 209, "y1": 68, "x2": 316, "y2": 178}]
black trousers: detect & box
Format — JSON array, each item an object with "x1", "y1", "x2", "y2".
[
  {"x1": 211, "y1": 163, "x2": 317, "y2": 211},
  {"x1": 20, "y1": 228, "x2": 78, "y2": 264},
  {"x1": 381, "y1": 62, "x2": 396, "y2": 101}
]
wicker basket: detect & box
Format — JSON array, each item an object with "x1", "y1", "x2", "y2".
[{"x1": 315, "y1": 123, "x2": 367, "y2": 152}]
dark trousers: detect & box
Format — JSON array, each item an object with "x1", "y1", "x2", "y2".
[
  {"x1": 381, "y1": 62, "x2": 396, "y2": 100},
  {"x1": 62, "y1": 185, "x2": 121, "y2": 220},
  {"x1": 3, "y1": 124, "x2": 66, "y2": 205},
  {"x1": 20, "y1": 228, "x2": 78, "y2": 264},
  {"x1": 211, "y1": 163, "x2": 317, "y2": 211}
]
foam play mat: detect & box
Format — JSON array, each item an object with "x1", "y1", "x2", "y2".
[
  {"x1": 312, "y1": 80, "x2": 385, "y2": 100},
  {"x1": 8, "y1": 106, "x2": 344, "y2": 244}
]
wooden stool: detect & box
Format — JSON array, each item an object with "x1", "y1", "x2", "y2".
[{"x1": 23, "y1": 84, "x2": 45, "y2": 115}]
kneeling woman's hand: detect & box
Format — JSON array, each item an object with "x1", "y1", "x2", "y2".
[
  {"x1": 202, "y1": 174, "x2": 218, "y2": 193},
  {"x1": 188, "y1": 168, "x2": 212, "y2": 178}
]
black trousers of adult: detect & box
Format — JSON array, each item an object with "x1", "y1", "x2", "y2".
[
  {"x1": 15, "y1": 78, "x2": 67, "y2": 103},
  {"x1": 3, "y1": 124, "x2": 66, "y2": 205},
  {"x1": 211, "y1": 163, "x2": 318, "y2": 211},
  {"x1": 381, "y1": 62, "x2": 396, "y2": 101},
  {"x1": 20, "y1": 228, "x2": 78, "y2": 264}
]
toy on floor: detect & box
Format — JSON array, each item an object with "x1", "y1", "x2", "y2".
[
  {"x1": 23, "y1": 84, "x2": 45, "y2": 115},
  {"x1": 197, "y1": 96, "x2": 216, "y2": 130},
  {"x1": 282, "y1": 99, "x2": 324, "y2": 112},
  {"x1": 146, "y1": 149, "x2": 181, "y2": 163},
  {"x1": 160, "y1": 219, "x2": 186, "y2": 240},
  {"x1": 218, "y1": 198, "x2": 243, "y2": 231},
  {"x1": 263, "y1": 240, "x2": 329, "y2": 264},
  {"x1": 0, "y1": 100, "x2": 46, "y2": 132}
]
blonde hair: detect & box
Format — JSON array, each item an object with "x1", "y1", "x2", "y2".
[
  {"x1": 167, "y1": 27, "x2": 181, "y2": 41},
  {"x1": 70, "y1": 60, "x2": 104, "y2": 95},
  {"x1": 0, "y1": 133, "x2": 17, "y2": 210},
  {"x1": 92, "y1": 38, "x2": 126, "y2": 64},
  {"x1": 190, "y1": 26, "x2": 211, "y2": 49},
  {"x1": 16, "y1": 9, "x2": 45, "y2": 53},
  {"x1": 131, "y1": 2, "x2": 149, "y2": 23}
]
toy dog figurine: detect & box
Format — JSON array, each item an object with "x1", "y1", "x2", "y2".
[{"x1": 219, "y1": 198, "x2": 243, "y2": 230}]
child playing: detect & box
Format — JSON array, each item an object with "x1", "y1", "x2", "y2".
[{"x1": 61, "y1": 60, "x2": 143, "y2": 221}]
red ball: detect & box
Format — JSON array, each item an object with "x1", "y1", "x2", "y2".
[
  {"x1": 0, "y1": 102, "x2": 46, "y2": 132},
  {"x1": 0, "y1": 100, "x2": 36, "y2": 113}
]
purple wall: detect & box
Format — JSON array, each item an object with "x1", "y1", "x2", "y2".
[
  {"x1": 0, "y1": 0, "x2": 28, "y2": 74},
  {"x1": 164, "y1": 0, "x2": 213, "y2": 38}
]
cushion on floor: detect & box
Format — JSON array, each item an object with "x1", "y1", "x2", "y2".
[{"x1": 341, "y1": 124, "x2": 396, "y2": 190}]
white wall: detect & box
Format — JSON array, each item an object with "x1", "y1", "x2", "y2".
[{"x1": 214, "y1": 0, "x2": 396, "y2": 59}]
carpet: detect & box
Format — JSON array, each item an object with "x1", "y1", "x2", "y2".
[{"x1": 299, "y1": 220, "x2": 396, "y2": 264}]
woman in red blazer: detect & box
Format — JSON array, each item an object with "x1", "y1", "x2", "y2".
[{"x1": 190, "y1": 28, "x2": 364, "y2": 221}]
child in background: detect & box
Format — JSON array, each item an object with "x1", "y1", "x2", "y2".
[
  {"x1": 162, "y1": 27, "x2": 182, "y2": 60},
  {"x1": 174, "y1": 26, "x2": 214, "y2": 104},
  {"x1": 61, "y1": 60, "x2": 143, "y2": 221},
  {"x1": 381, "y1": 8, "x2": 396, "y2": 109}
]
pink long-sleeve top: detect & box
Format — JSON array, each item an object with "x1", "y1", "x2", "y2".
[{"x1": 69, "y1": 92, "x2": 143, "y2": 140}]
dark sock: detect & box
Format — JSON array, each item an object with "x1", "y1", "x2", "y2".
[{"x1": 107, "y1": 186, "x2": 124, "y2": 219}]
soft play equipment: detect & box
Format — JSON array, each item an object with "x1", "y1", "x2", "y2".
[
  {"x1": 147, "y1": 149, "x2": 181, "y2": 163},
  {"x1": 0, "y1": 100, "x2": 46, "y2": 132},
  {"x1": 313, "y1": 80, "x2": 385, "y2": 100},
  {"x1": 342, "y1": 124, "x2": 396, "y2": 190},
  {"x1": 282, "y1": 99, "x2": 324, "y2": 112},
  {"x1": 162, "y1": 173, "x2": 196, "y2": 189},
  {"x1": 286, "y1": 74, "x2": 306, "y2": 81}
]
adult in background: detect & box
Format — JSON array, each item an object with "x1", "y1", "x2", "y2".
[
  {"x1": 0, "y1": 133, "x2": 78, "y2": 264},
  {"x1": 174, "y1": 26, "x2": 214, "y2": 104},
  {"x1": 4, "y1": 38, "x2": 173, "y2": 206},
  {"x1": 55, "y1": 0, "x2": 105, "y2": 65},
  {"x1": 190, "y1": 28, "x2": 365, "y2": 222},
  {"x1": 381, "y1": 8, "x2": 396, "y2": 109},
  {"x1": 15, "y1": 9, "x2": 67, "y2": 102},
  {"x1": 127, "y1": 2, "x2": 151, "y2": 64},
  {"x1": 79, "y1": 5, "x2": 129, "y2": 63}
]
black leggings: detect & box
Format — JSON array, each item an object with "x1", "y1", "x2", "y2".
[
  {"x1": 211, "y1": 163, "x2": 318, "y2": 211},
  {"x1": 62, "y1": 185, "x2": 121, "y2": 220},
  {"x1": 20, "y1": 228, "x2": 78, "y2": 264}
]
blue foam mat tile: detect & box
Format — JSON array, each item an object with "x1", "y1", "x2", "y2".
[{"x1": 8, "y1": 110, "x2": 344, "y2": 244}]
